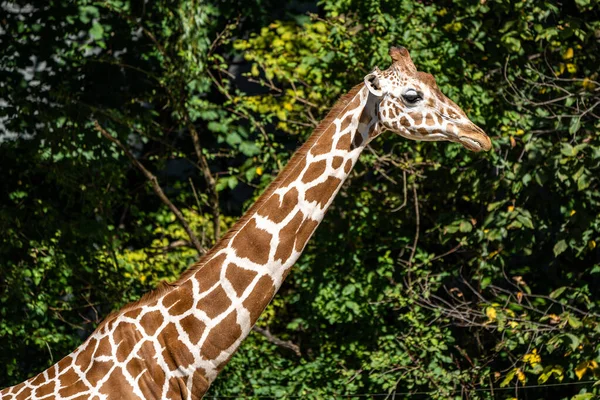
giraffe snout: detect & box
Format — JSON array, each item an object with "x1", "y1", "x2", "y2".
[{"x1": 457, "y1": 125, "x2": 492, "y2": 152}]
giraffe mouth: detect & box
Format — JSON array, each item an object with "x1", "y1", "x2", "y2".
[
  {"x1": 457, "y1": 126, "x2": 492, "y2": 152},
  {"x1": 459, "y1": 137, "x2": 485, "y2": 151}
]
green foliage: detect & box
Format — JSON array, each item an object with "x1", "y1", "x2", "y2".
[{"x1": 1, "y1": 0, "x2": 600, "y2": 399}]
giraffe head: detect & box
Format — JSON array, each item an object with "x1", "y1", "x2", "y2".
[{"x1": 364, "y1": 47, "x2": 491, "y2": 152}]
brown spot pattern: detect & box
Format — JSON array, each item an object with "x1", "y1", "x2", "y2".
[
  {"x1": 301, "y1": 160, "x2": 327, "y2": 184},
  {"x1": 336, "y1": 133, "x2": 351, "y2": 150},
  {"x1": 191, "y1": 369, "x2": 210, "y2": 400},
  {"x1": 34, "y1": 381, "x2": 55, "y2": 397},
  {"x1": 231, "y1": 218, "x2": 272, "y2": 264},
  {"x1": 226, "y1": 263, "x2": 258, "y2": 296},
  {"x1": 339, "y1": 114, "x2": 352, "y2": 133},
  {"x1": 332, "y1": 156, "x2": 343, "y2": 169},
  {"x1": 196, "y1": 285, "x2": 232, "y2": 319},
  {"x1": 94, "y1": 337, "x2": 111, "y2": 358},
  {"x1": 242, "y1": 275, "x2": 276, "y2": 325},
  {"x1": 412, "y1": 114, "x2": 424, "y2": 125},
  {"x1": 258, "y1": 187, "x2": 299, "y2": 223},
  {"x1": 425, "y1": 114, "x2": 437, "y2": 126},
  {"x1": 166, "y1": 279, "x2": 194, "y2": 316},
  {"x1": 274, "y1": 211, "x2": 304, "y2": 263},
  {"x1": 194, "y1": 253, "x2": 226, "y2": 291},
  {"x1": 305, "y1": 176, "x2": 342, "y2": 208},
  {"x1": 114, "y1": 322, "x2": 138, "y2": 362},
  {"x1": 13, "y1": 385, "x2": 32, "y2": 399},
  {"x1": 180, "y1": 314, "x2": 206, "y2": 344},
  {"x1": 87, "y1": 360, "x2": 112, "y2": 387},
  {"x1": 124, "y1": 308, "x2": 142, "y2": 319},
  {"x1": 166, "y1": 377, "x2": 187, "y2": 399},
  {"x1": 281, "y1": 158, "x2": 307, "y2": 188},
  {"x1": 140, "y1": 310, "x2": 164, "y2": 336},
  {"x1": 160, "y1": 324, "x2": 195, "y2": 370},
  {"x1": 200, "y1": 311, "x2": 242, "y2": 360},
  {"x1": 139, "y1": 375, "x2": 162, "y2": 400},
  {"x1": 137, "y1": 340, "x2": 165, "y2": 388},
  {"x1": 58, "y1": 368, "x2": 88, "y2": 398},
  {"x1": 31, "y1": 371, "x2": 46, "y2": 386},
  {"x1": 295, "y1": 218, "x2": 319, "y2": 253},
  {"x1": 98, "y1": 369, "x2": 131, "y2": 399},
  {"x1": 310, "y1": 124, "x2": 335, "y2": 156},
  {"x1": 344, "y1": 159, "x2": 353, "y2": 173},
  {"x1": 75, "y1": 337, "x2": 96, "y2": 371},
  {"x1": 126, "y1": 358, "x2": 146, "y2": 380}
]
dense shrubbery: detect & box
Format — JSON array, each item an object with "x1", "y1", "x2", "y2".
[{"x1": 1, "y1": 0, "x2": 599, "y2": 398}]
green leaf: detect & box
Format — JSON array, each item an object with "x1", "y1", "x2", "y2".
[
  {"x1": 538, "y1": 365, "x2": 564, "y2": 384},
  {"x1": 459, "y1": 221, "x2": 472, "y2": 232},
  {"x1": 516, "y1": 215, "x2": 534, "y2": 229},
  {"x1": 569, "y1": 118, "x2": 581, "y2": 134},
  {"x1": 571, "y1": 395, "x2": 594, "y2": 400},
  {"x1": 500, "y1": 368, "x2": 516, "y2": 387},
  {"x1": 561, "y1": 143, "x2": 576, "y2": 157},
  {"x1": 567, "y1": 314, "x2": 583, "y2": 329},
  {"x1": 549, "y1": 286, "x2": 567, "y2": 299},
  {"x1": 578, "y1": 174, "x2": 591, "y2": 191},
  {"x1": 574, "y1": 0, "x2": 591, "y2": 8},
  {"x1": 553, "y1": 240, "x2": 568, "y2": 257},
  {"x1": 89, "y1": 22, "x2": 104, "y2": 40}
]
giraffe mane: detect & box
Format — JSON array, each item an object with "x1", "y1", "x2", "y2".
[{"x1": 96, "y1": 82, "x2": 365, "y2": 330}]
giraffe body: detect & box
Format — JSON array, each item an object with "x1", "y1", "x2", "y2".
[{"x1": 1, "y1": 47, "x2": 490, "y2": 399}]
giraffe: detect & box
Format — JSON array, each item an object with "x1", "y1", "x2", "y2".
[{"x1": 1, "y1": 46, "x2": 491, "y2": 400}]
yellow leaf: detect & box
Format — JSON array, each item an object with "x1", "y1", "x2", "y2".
[
  {"x1": 582, "y1": 78, "x2": 596, "y2": 91},
  {"x1": 509, "y1": 321, "x2": 519, "y2": 328},
  {"x1": 508, "y1": 205, "x2": 515, "y2": 212},
  {"x1": 486, "y1": 307, "x2": 497, "y2": 321},
  {"x1": 523, "y1": 349, "x2": 541, "y2": 366},
  {"x1": 548, "y1": 314, "x2": 561, "y2": 324},
  {"x1": 559, "y1": 63, "x2": 565, "y2": 75},
  {"x1": 488, "y1": 248, "x2": 501, "y2": 259},
  {"x1": 256, "y1": 166, "x2": 264, "y2": 176},
  {"x1": 276, "y1": 109, "x2": 287, "y2": 121},
  {"x1": 575, "y1": 361, "x2": 589, "y2": 380},
  {"x1": 566, "y1": 63, "x2": 577, "y2": 74},
  {"x1": 570, "y1": 209, "x2": 577, "y2": 216},
  {"x1": 517, "y1": 368, "x2": 526, "y2": 384},
  {"x1": 283, "y1": 102, "x2": 293, "y2": 111},
  {"x1": 563, "y1": 47, "x2": 574, "y2": 60},
  {"x1": 514, "y1": 129, "x2": 525, "y2": 136},
  {"x1": 589, "y1": 240, "x2": 596, "y2": 250}
]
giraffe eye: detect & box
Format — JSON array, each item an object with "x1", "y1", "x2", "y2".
[{"x1": 402, "y1": 90, "x2": 421, "y2": 104}]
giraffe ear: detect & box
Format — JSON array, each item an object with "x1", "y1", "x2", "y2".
[{"x1": 364, "y1": 68, "x2": 384, "y2": 97}]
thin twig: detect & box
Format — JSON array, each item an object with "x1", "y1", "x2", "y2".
[{"x1": 252, "y1": 326, "x2": 301, "y2": 356}]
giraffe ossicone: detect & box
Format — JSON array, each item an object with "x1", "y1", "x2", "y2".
[{"x1": 1, "y1": 46, "x2": 491, "y2": 400}]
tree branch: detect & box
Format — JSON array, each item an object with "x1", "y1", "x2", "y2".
[
  {"x1": 94, "y1": 121, "x2": 205, "y2": 255},
  {"x1": 252, "y1": 326, "x2": 301, "y2": 356}
]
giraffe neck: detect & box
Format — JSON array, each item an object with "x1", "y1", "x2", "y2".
[
  {"x1": 179, "y1": 83, "x2": 377, "y2": 387},
  {"x1": 0, "y1": 84, "x2": 379, "y2": 400}
]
